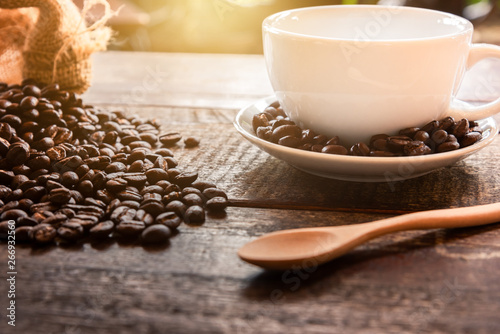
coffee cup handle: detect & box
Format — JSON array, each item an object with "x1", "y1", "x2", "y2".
[{"x1": 447, "y1": 43, "x2": 500, "y2": 121}]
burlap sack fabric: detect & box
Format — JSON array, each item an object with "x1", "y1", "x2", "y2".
[{"x1": 0, "y1": 0, "x2": 112, "y2": 93}]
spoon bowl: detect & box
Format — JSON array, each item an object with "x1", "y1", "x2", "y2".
[{"x1": 238, "y1": 202, "x2": 500, "y2": 270}]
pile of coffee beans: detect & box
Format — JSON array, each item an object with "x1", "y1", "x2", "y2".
[
  {"x1": 253, "y1": 102, "x2": 483, "y2": 157},
  {"x1": 0, "y1": 79, "x2": 228, "y2": 245}
]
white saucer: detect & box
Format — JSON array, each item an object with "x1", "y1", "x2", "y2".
[{"x1": 234, "y1": 96, "x2": 499, "y2": 182}]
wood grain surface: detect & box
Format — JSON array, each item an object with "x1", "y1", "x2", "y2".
[{"x1": 1, "y1": 51, "x2": 500, "y2": 334}]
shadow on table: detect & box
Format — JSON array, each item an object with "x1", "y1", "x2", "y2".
[{"x1": 240, "y1": 222, "x2": 500, "y2": 301}]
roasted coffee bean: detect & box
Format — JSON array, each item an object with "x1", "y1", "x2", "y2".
[
  {"x1": 134, "y1": 209, "x2": 155, "y2": 226},
  {"x1": 369, "y1": 150, "x2": 396, "y2": 157},
  {"x1": 159, "y1": 132, "x2": 182, "y2": 147},
  {"x1": 460, "y1": 132, "x2": 482, "y2": 148},
  {"x1": 89, "y1": 220, "x2": 115, "y2": 238},
  {"x1": 184, "y1": 136, "x2": 200, "y2": 148},
  {"x1": 41, "y1": 214, "x2": 68, "y2": 227},
  {"x1": 57, "y1": 222, "x2": 84, "y2": 241},
  {"x1": 278, "y1": 135, "x2": 301, "y2": 148},
  {"x1": 438, "y1": 116, "x2": 455, "y2": 131},
  {"x1": 184, "y1": 205, "x2": 205, "y2": 224},
  {"x1": 321, "y1": 145, "x2": 348, "y2": 155},
  {"x1": 431, "y1": 129, "x2": 448, "y2": 145},
  {"x1": 116, "y1": 220, "x2": 145, "y2": 236},
  {"x1": 0, "y1": 209, "x2": 27, "y2": 221},
  {"x1": 122, "y1": 173, "x2": 148, "y2": 188},
  {"x1": 30, "y1": 224, "x2": 57, "y2": 243},
  {"x1": 140, "y1": 185, "x2": 164, "y2": 195},
  {"x1": 6, "y1": 142, "x2": 30, "y2": 166},
  {"x1": 165, "y1": 200, "x2": 186, "y2": 216},
  {"x1": 23, "y1": 186, "x2": 46, "y2": 201},
  {"x1": 422, "y1": 120, "x2": 440, "y2": 134},
  {"x1": 15, "y1": 226, "x2": 33, "y2": 242},
  {"x1": 182, "y1": 193, "x2": 204, "y2": 207},
  {"x1": 46, "y1": 146, "x2": 67, "y2": 161},
  {"x1": 206, "y1": 197, "x2": 228, "y2": 212},
  {"x1": 413, "y1": 130, "x2": 430, "y2": 143},
  {"x1": 156, "y1": 211, "x2": 182, "y2": 229},
  {"x1": 173, "y1": 171, "x2": 198, "y2": 188},
  {"x1": 252, "y1": 112, "x2": 272, "y2": 132},
  {"x1": 403, "y1": 141, "x2": 431, "y2": 156},
  {"x1": 181, "y1": 187, "x2": 202, "y2": 197},
  {"x1": 271, "y1": 125, "x2": 301, "y2": 143},
  {"x1": 202, "y1": 187, "x2": 228, "y2": 200},
  {"x1": 77, "y1": 180, "x2": 94, "y2": 196},
  {"x1": 437, "y1": 141, "x2": 460, "y2": 153},
  {"x1": 105, "y1": 161, "x2": 127, "y2": 173},
  {"x1": 0, "y1": 137, "x2": 10, "y2": 155},
  {"x1": 141, "y1": 224, "x2": 171, "y2": 244},
  {"x1": 349, "y1": 142, "x2": 370, "y2": 156},
  {"x1": 452, "y1": 119, "x2": 469, "y2": 138},
  {"x1": 139, "y1": 201, "x2": 164, "y2": 217},
  {"x1": 49, "y1": 188, "x2": 72, "y2": 205},
  {"x1": 106, "y1": 178, "x2": 128, "y2": 193},
  {"x1": 145, "y1": 168, "x2": 169, "y2": 184},
  {"x1": 61, "y1": 171, "x2": 79, "y2": 187},
  {"x1": 386, "y1": 136, "x2": 412, "y2": 153}
]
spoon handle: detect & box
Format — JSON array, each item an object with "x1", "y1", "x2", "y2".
[{"x1": 353, "y1": 202, "x2": 500, "y2": 239}]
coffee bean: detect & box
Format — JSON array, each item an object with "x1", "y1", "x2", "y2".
[
  {"x1": 1, "y1": 209, "x2": 27, "y2": 221},
  {"x1": 387, "y1": 136, "x2": 412, "y2": 153},
  {"x1": 145, "y1": 168, "x2": 169, "y2": 184},
  {"x1": 202, "y1": 188, "x2": 227, "y2": 200},
  {"x1": 184, "y1": 137, "x2": 200, "y2": 148},
  {"x1": 141, "y1": 224, "x2": 171, "y2": 244},
  {"x1": 437, "y1": 141, "x2": 460, "y2": 153},
  {"x1": 139, "y1": 201, "x2": 164, "y2": 217},
  {"x1": 321, "y1": 145, "x2": 348, "y2": 155},
  {"x1": 49, "y1": 188, "x2": 72, "y2": 205},
  {"x1": 183, "y1": 193, "x2": 204, "y2": 206},
  {"x1": 89, "y1": 220, "x2": 115, "y2": 238},
  {"x1": 61, "y1": 171, "x2": 79, "y2": 187},
  {"x1": 431, "y1": 129, "x2": 448, "y2": 145},
  {"x1": 159, "y1": 132, "x2": 182, "y2": 146},
  {"x1": 134, "y1": 209, "x2": 155, "y2": 226},
  {"x1": 460, "y1": 132, "x2": 482, "y2": 148},
  {"x1": 116, "y1": 220, "x2": 145, "y2": 236},
  {"x1": 6, "y1": 142, "x2": 30, "y2": 166},
  {"x1": 349, "y1": 142, "x2": 370, "y2": 156},
  {"x1": 404, "y1": 141, "x2": 431, "y2": 156},
  {"x1": 156, "y1": 211, "x2": 182, "y2": 229},
  {"x1": 206, "y1": 197, "x2": 228, "y2": 212},
  {"x1": 15, "y1": 226, "x2": 33, "y2": 242},
  {"x1": 30, "y1": 224, "x2": 57, "y2": 243},
  {"x1": 173, "y1": 171, "x2": 198, "y2": 188},
  {"x1": 452, "y1": 119, "x2": 469, "y2": 138},
  {"x1": 23, "y1": 186, "x2": 46, "y2": 202},
  {"x1": 165, "y1": 200, "x2": 186, "y2": 216},
  {"x1": 184, "y1": 205, "x2": 205, "y2": 224},
  {"x1": 57, "y1": 222, "x2": 84, "y2": 241},
  {"x1": 106, "y1": 178, "x2": 128, "y2": 193}
]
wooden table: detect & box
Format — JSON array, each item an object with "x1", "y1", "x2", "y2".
[{"x1": 2, "y1": 51, "x2": 500, "y2": 334}]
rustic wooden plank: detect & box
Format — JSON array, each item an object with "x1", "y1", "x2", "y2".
[
  {"x1": 3, "y1": 207, "x2": 500, "y2": 334},
  {"x1": 82, "y1": 52, "x2": 274, "y2": 110}
]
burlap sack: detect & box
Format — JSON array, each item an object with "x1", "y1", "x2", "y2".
[{"x1": 0, "y1": 0, "x2": 112, "y2": 93}]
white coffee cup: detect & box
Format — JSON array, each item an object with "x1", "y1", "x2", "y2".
[{"x1": 263, "y1": 5, "x2": 500, "y2": 146}]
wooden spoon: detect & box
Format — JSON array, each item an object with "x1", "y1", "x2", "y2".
[{"x1": 238, "y1": 202, "x2": 500, "y2": 270}]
